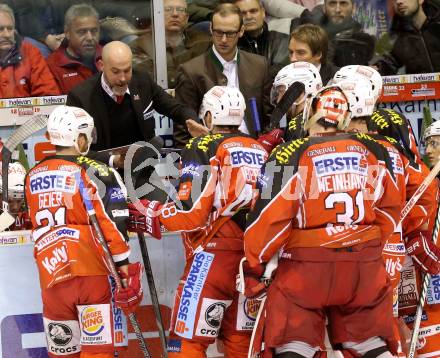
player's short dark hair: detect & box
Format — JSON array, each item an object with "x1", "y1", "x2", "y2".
[
  {"x1": 290, "y1": 24, "x2": 329, "y2": 64},
  {"x1": 212, "y1": 3, "x2": 244, "y2": 28}
]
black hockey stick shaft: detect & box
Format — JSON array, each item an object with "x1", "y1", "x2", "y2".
[
  {"x1": 137, "y1": 232, "x2": 168, "y2": 357},
  {"x1": 77, "y1": 173, "x2": 151, "y2": 358},
  {"x1": 269, "y1": 81, "x2": 305, "y2": 129}
]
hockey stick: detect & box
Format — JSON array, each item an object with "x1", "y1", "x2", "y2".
[
  {"x1": 0, "y1": 115, "x2": 48, "y2": 232},
  {"x1": 400, "y1": 157, "x2": 440, "y2": 222},
  {"x1": 76, "y1": 172, "x2": 151, "y2": 358},
  {"x1": 137, "y1": 232, "x2": 168, "y2": 357},
  {"x1": 249, "y1": 97, "x2": 262, "y2": 137},
  {"x1": 246, "y1": 254, "x2": 279, "y2": 358},
  {"x1": 269, "y1": 81, "x2": 305, "y2": 130},
  {"x1": 408, "y1": 201, "x2": 440, "y2": 357}
]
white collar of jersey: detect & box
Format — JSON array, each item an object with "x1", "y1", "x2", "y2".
[{"x1": 100, "y1": 74, "x2": 130, "y2": 102}]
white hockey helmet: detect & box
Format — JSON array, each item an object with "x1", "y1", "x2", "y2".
[
  {"x1": 424, "y1": 120, "x2": 440, "y2": 142},
  {"x1": 47, "y1": 105, "x2": 94, "y2": 155},
  {"x1": 337, "y1": 78, "x2": 376, "y2": 118},
  {"x1": 303, "y1": 85, "x2": 351, "y2": 131},
  {"x1": 333, "y1": 65, "x2": 383, "y2": 103},
  {"x1": 199, "y1": 86, "x2": 246, "y2": 129},
  {"x1": 0, "y1": 162, "x2": 26, "y2": 199},
  {"x1": 270, "y1": 61, "x2": 322, "y2": 105}
]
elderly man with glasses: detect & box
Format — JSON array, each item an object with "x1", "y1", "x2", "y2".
[
  {"x1": 174, "y1": 3, "x2": 273, "y2": 147},
  {"x1": 129, "y1": 0, "x2": 211, "y2": 89}
]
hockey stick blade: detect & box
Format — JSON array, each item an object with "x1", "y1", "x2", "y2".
[
  {"x1": 0, "y1": 114, "x2": 48, "y2": 232},
  {"x1": 4, "y1": 114, "x2": 48, "y2": 152},
  {"x1": 269, "y1": 81, "x2": 305, "y2": 130}
]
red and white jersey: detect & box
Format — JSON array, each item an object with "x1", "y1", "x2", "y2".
[
  {"x1": 25, "y1": 155, "x2": 130, "y2": 289},
  {"x1": 158, "y1": 133, "x2": 268, "y2": 258},
  {"x1": 244, "y1": 133, "x2": 402, "y2": 266}
]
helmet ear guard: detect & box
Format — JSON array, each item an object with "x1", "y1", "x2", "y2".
[{"x1": 47, "y1": 105, "x2": 95, "y2": 155}]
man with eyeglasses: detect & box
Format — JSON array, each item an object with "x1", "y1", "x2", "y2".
[
  {"x1": 47, "y1": 4, "x2": 102, "y2": 94},
  {"x1": 129, "y1": 0, "x2": 211, "y2": 89},
  {"x1": 174, "y1": 3, "x2": 272, "y2": 147}
]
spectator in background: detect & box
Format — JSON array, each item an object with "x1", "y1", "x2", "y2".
[
  {"x1": 235, "y1": 0, "x2": 289, "y2": 77},
  {"x1": 374, "y1": 0, "x2": 440, "y2": 75},
  {"x1": 290, "y1": 0, "x2": 376, "y2": 68},
  {"x1": 129, "y1": 0, "x2": 211, "y2": 88},
  {"x1": 174, "y1": 3, "x2": 272, "y2": 146},
  {"x1": 289, "y1": 24, "x2": 337, "y2": 84},
  {"x1": 47, "y1": 4, "x2": 102, "y2": 94},
  {"x1": 66, "y1": 41, "x2": 205, "y2": 151},
  {"x1": 0, "y1": 4, "x2": 60, "y2": 98}
]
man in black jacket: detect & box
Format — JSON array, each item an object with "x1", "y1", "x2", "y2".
[
  {"x1": 66, "y1": 41, "x2": 206, "y2": 152},
  {"x1": 235, "y1": 0, "x2": 289, "y2": 77},
  {"x1": 374, "y1": 0, "x2": 440, "y2": 75},
  {"x1": 290, "y1": 0, "x2": 376, "y2": 68}
]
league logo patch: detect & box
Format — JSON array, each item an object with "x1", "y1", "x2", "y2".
[{"x1": 48, "y1": 323, "x2": 72, "y2": 345}]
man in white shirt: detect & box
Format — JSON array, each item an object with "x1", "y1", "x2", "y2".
[{"x1": 174, "y1": 3, "x2": 272, "y2": 146}]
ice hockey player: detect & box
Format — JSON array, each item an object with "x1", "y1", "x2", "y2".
[
  {"x1": 341, "y1": 78, "x2": 438, "y2": 356},
  {"x1": 397, "y1": 120, "x2": 440, "y2": 357},
  {"x1": 25, "y1": 105, "x2": 143, "y2": 358},
  {"x1": 257, "y1": 62, "x2": 322, "y2": 152},
  {"x1": 127, "y1": 86, "x2": 268, "y2": 357},
  {"x1": 242, "y1": 85, "x2": 402, "y2": 357},
  {"x1": 0, "y1": 161, "x2": 32, "y2": 230}
]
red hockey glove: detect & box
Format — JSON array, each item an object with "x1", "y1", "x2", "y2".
[
  {"x1": 115, "y1": 262, "x2": 144, "y2": 315},
  {"x1": 236, "y1": 259, "x2": 270, "y2": 298},
  {"x1": 257, "y1": 128, "x2": 284, "y2": 153},
  {"x1": 127, "y1": 200, "x2": 162, "y2": 239},
  {"x1": 406, "y1": 231, "x2": 440, "y2": 275}
]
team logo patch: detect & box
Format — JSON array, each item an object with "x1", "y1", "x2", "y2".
[{"x1": 48, "y1": 323, "x2": 72, "y2": 345}]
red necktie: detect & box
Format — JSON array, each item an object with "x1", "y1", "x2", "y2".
[{"x1": 116, "y1": 95, "x2": 124, "y2": 104}]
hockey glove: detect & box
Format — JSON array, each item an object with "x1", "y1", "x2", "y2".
[
  {"x1": 115, "y1": 262, "x2": 144, "y2": 316},
  {"x1": 127, "y1": 200, "x2": 162, "y2": 239},
  {"x1": 257, "y1": 128, "x2": 284, "y2": 153},
  {"x1": 236, "y1": 258, "x2": 270, "y2": 299},
  {"x1": 406, "y1": 230, "x2": 440, "y2": 275}
]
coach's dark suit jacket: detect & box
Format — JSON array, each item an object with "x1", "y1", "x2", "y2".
[
  {"x1": 174, "y1": 47, "x2": 273, "y2": 146},
  {"x1": 66, "y1": 71, "x2": 198, "y2": 151}
]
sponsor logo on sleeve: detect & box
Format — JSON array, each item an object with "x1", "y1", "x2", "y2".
[
  {"x1": 167, "y1": 338, "x2": 182, "y2": 353},
  {"x1": 108, "y1": 187, "x2": 126, "y2": 203},
  {"x1": 174, "y1": 252, "x2": 214, "y2": 339},
  {"x1": 427, "y1": 274, "x2": 440, "y2": 305}
]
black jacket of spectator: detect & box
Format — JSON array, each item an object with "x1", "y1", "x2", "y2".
[
  {"x1": 66, "y1": 71, "x2": 198, "y2": 151},
  {"x1": 290, "y1": 7, "x2": 376, "y2": 67},
  {"x1": 375, "y1": 0, "x2": 440, "y2": 75},
  {"x1": 237, "y1": 22, "x2": 290, "y2": 78}
]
